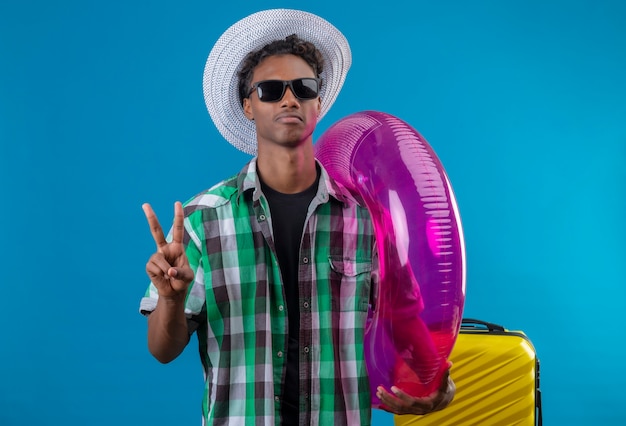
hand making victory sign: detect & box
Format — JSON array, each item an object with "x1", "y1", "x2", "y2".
[
  {"x1": 142, "y1": 201, "x2": 195, "y2": 299},
  {"x1": 142, "y1": 201, "x2": 196, "y2": 363}
]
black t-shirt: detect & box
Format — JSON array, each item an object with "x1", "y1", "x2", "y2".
[{"x1": 261, "y1": 169, "x2": 320, "y2": 425}]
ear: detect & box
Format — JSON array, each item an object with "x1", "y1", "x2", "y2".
[
  {"x1": 317, "y1": 97, "x2": 322, "y2": 116},
  {"x1": 243, "y1": 98, "x2": 254, "y2": 120}
]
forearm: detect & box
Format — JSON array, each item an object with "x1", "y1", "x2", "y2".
[{"x1": 147, "y1": 295, "x2": 190, "y2": 363}]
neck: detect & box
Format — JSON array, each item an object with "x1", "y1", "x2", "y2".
[{"x1": 257, "y1": 143, "x2": 317, "y2": 194}]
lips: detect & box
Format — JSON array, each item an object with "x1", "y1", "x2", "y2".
[{"x1": 275, "y1": 112, "x2": 303, "y2": 123}]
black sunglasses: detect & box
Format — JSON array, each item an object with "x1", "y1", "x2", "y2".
[{"x1": 248, "y1": 78, "x2": 320, "y2": 102}]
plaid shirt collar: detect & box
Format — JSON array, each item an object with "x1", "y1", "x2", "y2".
[{"x1": 235, "y1": 157, "x2": 353, "y2": 206}]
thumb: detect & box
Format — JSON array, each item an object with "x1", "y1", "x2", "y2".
[{"x1": 168, "y1": 266, "x2": 194, "y2": 283}]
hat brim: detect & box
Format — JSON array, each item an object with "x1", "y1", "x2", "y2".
[{"x1": 203, "y1": 9, "x2": 351, "y2": 155}]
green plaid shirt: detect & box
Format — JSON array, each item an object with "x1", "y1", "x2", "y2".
[{"x1": 141, "y1": 159, "x2": 377, "y2": 426}]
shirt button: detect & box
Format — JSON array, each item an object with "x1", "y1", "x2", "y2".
[
  {"x1": 303, "y1": 346, "x2": 310, "y2": 354},
  {"x1": 275, "y1": 396, "x2": 280, "y2": 402},
  {"x1": 259, "y1": 214, "x2": 266, "y2": 221},
  {"x1": 277, "y1": 351, "x2": 283, "y2": 358},
  {"x1": 302, "y1": 257, "x2": 309, "y2": 264},
  {"x1": 303, "y1": 301, "x2": 310, "y2": 309},
  {"x1": 278, "y1": 305, "x2": 284, "y2": 311}
]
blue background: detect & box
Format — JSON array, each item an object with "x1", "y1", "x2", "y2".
[{"x1": 1, "y1": 0, "x2": 624, "y2": 425}]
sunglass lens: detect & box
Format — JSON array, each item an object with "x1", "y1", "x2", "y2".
[
  {"x1": 257, "y1": 81, "x2": 285, "y2": 102},
  {"x1": 293, "y1": 78, "x2": 319, "y2": 99}
]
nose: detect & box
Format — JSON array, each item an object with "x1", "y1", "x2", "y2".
[{"x1": 280, "y1": 86, "x2": 300, "y2": 107}]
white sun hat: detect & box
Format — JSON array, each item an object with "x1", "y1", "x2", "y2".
[{"x1": 202, "y1": 9, "x2": 352, "y2": 155}]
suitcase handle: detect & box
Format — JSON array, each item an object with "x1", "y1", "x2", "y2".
[{"x1": 461, "y1": 318, "x2": 505, "y2": 332}]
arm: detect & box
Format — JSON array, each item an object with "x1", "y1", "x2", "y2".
[
  {"x1": 371, "y1": 234, "x2": 456, "y2": 415},
  {"x1": 142, "y1": 202, "x2": 195, "y2": 363},
  {"x1": 147, "y1": 293, "x2": 190, "y2": 363}
]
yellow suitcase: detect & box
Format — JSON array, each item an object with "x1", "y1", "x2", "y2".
[{"x1": 394, "y1": 319, "x2": 542, "y2": 426}]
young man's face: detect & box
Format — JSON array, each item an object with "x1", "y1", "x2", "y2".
[{"x1": 243, "y1": 54, "x2": 322, "y2": 152}]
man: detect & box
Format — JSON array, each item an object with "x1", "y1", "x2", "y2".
[{"x1": 140, "y1": 9, "x2": 454, "y2": 425}]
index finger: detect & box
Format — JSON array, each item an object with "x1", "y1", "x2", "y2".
[
  {"x1": 171, "y1": 201, "x2": 185, "y2": 244},
  {"x1": 142, "y1": 203, "x2": 167, "y2": 251}
]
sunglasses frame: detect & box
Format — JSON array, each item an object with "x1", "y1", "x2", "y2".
[{"x1": 248, "y1": 78, "x2": 321, "y2": 103}]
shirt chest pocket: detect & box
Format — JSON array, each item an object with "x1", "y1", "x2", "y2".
[{"x1": 328, "y1": 256, "x2": 372, "y2": 312}]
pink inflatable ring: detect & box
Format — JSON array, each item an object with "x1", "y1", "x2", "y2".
[{"x1": 315, "y1": 110, "x2": 466, "y2": 405}]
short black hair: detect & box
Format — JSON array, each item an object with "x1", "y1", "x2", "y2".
[{"x1": 237, "y1": 34, "x2": 324, "y2": 106}]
